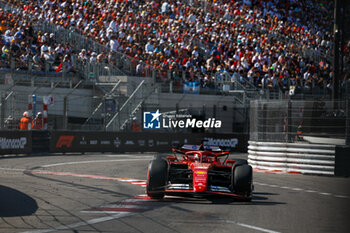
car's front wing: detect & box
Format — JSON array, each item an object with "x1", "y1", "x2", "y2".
[{"x1": 165, "y1": 184, "x2": 246, "y2": 198}]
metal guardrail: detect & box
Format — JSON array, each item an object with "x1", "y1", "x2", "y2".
[{"x1": 248, "y1": 141, "x2": 336, "y2": 175}]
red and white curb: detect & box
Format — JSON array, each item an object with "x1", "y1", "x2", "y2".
[
  {"x1": 26, "y1": 170, "x2": 147, "y2": 187},
  {"x1": 253, "y1": 168, "x2": 301, "y2": 175},
  {"x1": 118, "y1": 179, "x2": 147, "y2": 188}
]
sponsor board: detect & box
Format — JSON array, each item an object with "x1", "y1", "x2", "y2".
[
  {"x1": 56, "y1": 136, "x2": 74, "y2": 148},
  {"x1": 0, "y1": 137, "x2": 27, "y2": 149},
  {"x1": 50, "y1": 132, "x2": 248, "y2": 153},
  {"x1": 144, "y1": 110, "x2": 222, "y2": 130},
  {"x1": 0, "y1": 131, "x2": 32, "y2": 154},
  {"x1": 203, "y1": 137, "x2": 238, "y2": 148}
]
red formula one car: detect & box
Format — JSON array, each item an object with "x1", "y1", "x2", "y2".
[{"x1": 146, "y1": 144, "x2": 253, "y2": 201}]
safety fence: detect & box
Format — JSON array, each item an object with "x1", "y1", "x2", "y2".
[
  {"x1": 250, "y1": 99, "x2": 349, "y2": 143},
  {"x1": 248, "y1": 99, "x2": 350, "y2": 176}
]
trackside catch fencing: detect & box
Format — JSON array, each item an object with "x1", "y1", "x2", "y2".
[{"x1": 249, "y1": 99, "x2": 350, "y2": 176}]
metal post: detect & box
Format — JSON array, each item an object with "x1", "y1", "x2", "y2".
[
  {"x1": 346, "y1": 99, "x2": 350, "y2": 145},
  {"x1": 103, "y1": 96, "x2": 106, "y2": 131},
  {"x1": 32, "y1": 94, "x2": 37, "y2": 120},
  {"x1": 45, "y1": 62, "x2": 49, "y2": 76},
  {"x1": 63, "y1": 96, "x2": 67, "y2": 130},
  {"x1": 31, "y1": 76, "x2": 34, "y2": 87},
  {"x1": 28, "y1": 60, "x2": 33, "y2": 73},
  {"x1": 262, "y1": 103, "x2": 267, "y2": 141},
  {"x1": 213, "y1": 104, "x2": 216, "y2": 134},
  {"x1": 333, "y1": 0, "x2": 340, "y2": 103},
  {"x1": 141, "y1": 103, "x2": 144, "y2": 132},
  {"x1": 340, "y1": 0, "x2": 345, "y2": 75},
  {"x1": 152, "y1": 69, "x2": 156, "y2": 83},
  {"x1": 10, "y1": 57, "x2": 15, "y2": 73},
  {"x1": 62, "y1": 62, "x2": 66, "y2": 79},
  {"x1": 0, "y1": 92, "x2": 4, "y2": 129},
  {"x1": 287, "y1": 100, "x2": 292, "y2": 142}
]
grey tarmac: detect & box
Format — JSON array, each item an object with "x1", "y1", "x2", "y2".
[{"x1": 0, "y1": 153, "x2": 349, "y2": 233}]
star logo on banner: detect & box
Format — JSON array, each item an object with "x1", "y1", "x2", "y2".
[{"x1": 150, "y1": 110, "x2": 161, "y2": 122}]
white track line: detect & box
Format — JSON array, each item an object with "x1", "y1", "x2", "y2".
[
  {"x1": 0, "y1": 167, "x2": 26, "y2": 171},
  {"x1": 20, "y1": 212, "x2": 134, "y2": 233},
  {"x1": 0, "y1": 158, "x2": 151, "y2": 172},
  {"x1": 40, "y1": 158, "x2": 151, "y2": 168},
  {"x1": 225, "y1": 220, "x2": 281, "y2": 233},
  {"x1": 255, "y1": 182, "x2": 350, "y2": 199}
]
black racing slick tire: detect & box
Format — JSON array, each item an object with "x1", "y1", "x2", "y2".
[
  {"x1": 146, "y1": 158, "x2": 168, "y2": 199},
  {"x1": 232, "y1": 164, "x2": 253, "y2": 201}
]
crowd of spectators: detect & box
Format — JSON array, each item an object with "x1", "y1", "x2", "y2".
[
  {"x1": 0, "y1": 8, "x2": 65, "y2": 72},
  {"x1": 206, "y1": 0, "x2": 334, "y2": 53},
  {"x1": 2, "y1": 0, "x2": 348, "y2": 95},
  {"x1": 0, "y1": 5, "x2": 108, "y2": 74}
]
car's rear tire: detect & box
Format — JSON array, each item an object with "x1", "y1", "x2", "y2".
[
  {"x1": 232, "y1": 164, "x2": 253, "y2": 201},
  {"x1": 146, "y1": 158, "x2": 168, "y2": 199}
]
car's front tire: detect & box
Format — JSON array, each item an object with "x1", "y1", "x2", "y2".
[
  {"x1": 232, "y1": 164, "x2": 253, "y2": 201},
  {"x1": 146, "y1": 158, "x2": 168, "y2": 199}
]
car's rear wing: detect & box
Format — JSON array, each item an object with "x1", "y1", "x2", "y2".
[{"x1": 172, "y1": 144, "x2": 229, "y2": 156}]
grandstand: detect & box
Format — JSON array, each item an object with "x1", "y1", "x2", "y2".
[{"x1": 0, "y1": 0, "x2": 349, "y2": 143}]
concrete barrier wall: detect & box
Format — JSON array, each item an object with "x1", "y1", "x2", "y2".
[{"x1": 248, "y1": 141, "x2": 336, "y2": 175}]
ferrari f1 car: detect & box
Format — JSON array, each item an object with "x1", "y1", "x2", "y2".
[{"x1": 146, "y1": 144, "x2": 253, "y2": 201}]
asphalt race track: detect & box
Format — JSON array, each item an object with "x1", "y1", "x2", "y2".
[{"x1": 0, "y1": 153, "x2": 349, "y2": 233}]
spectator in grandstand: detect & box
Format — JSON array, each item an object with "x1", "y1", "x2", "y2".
[
  {"x1": 5, "y1": 0, "x2": 337, "y2": 95},
  {"x1": 136, "y1": 60, "x2": 145, "y2": 76},
  {"x1": 32, "y1": 50, "x2": 44, "y2": 71},
  {"x1": 78, "y1": 49, "x2": 88, "y2": 63},
  {"x1": 56, "y1": 54, "x2": 74, "y2": 73},
  {"x1": 90, "y1": 52, "x2": 98, "y2": 63},
  {"x1": 97, "y1": 52, "x2": 106, "y2": 64}
]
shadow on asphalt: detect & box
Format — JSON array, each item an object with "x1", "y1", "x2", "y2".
[{"x1": 0, "y1": 185, "x2": 38, "y2": 217}]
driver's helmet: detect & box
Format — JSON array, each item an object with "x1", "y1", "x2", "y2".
[{"x1": 194, "y1": 154, "x2": 200, "y2": 161}]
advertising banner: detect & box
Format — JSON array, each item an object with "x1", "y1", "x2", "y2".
[
  {"x1": 50, "y1": 131, "x2": 248, "y2": 153},
  {"x1": 0, "y1": 131, "x2": 32, "y2": 154}
]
